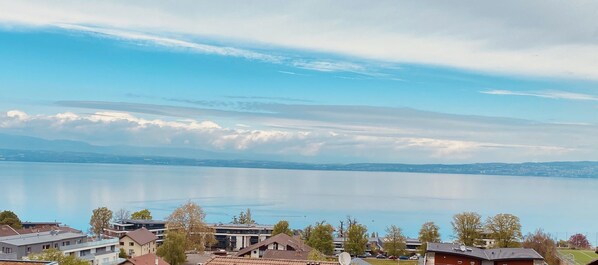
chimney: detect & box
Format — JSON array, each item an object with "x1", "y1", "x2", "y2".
[{"x1": 155, "y1": 257, "x2": 159, "y2": 265}]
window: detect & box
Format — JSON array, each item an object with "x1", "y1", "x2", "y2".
[
  {"x1": 27, "y1": 247, "x2": 31, "y2": 253},
  {"x1": 129, "y1": 242, "x2": 134, "y2": 246},
  {"x1": 43, "y1": 244, "x2": 51, "y2": 250},
  {"x1": 66, "y1": 241, "x2": 71, "y2": 246},
  {"x1": 120, "y1": 242, "x2": 124, "y2": 246},
  {"x1": 54, "y1": 243, "x2": 58, "y2": 248}
]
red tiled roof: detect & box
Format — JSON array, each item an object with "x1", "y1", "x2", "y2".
[
  {"x1": 205, "y1": 257, "x2": 338, "y2": 265},
  {"x1": 123, "y1": 228, "x2": 158, "y2": 246},
  {"x1": 120, "y1": 253, "x2": 169, "y2": 265},
  {"x1": 0, "y1": 225, "x2": 19, "y2": 237}
]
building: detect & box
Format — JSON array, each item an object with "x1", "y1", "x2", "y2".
[
  {"x1": 0, "y1": 259, "x2": 57, "y2": 265},
  {"x1": 405, "y1": 238, "x2": 423, "y2": 253},
  {"x1": 0, "y1": 230, "x2": 87, "y2": 259},
  {"x1": 209, "y1": 223, "x2": 273, "y2": 251},
  {"x1": 61, "y1": 237, "x2": 121, "y2": 265},
  {"x1": 204, "y1": 256, "x2": 339, "y2": 265},
  {"x1": 425, "y1": 243, "x2": 544, "y2": 265},
  {"x1": 105, "y1": 220, "x2": 167, "y2": 245},
  {"x1": 476, "y1": 230, "x2": 496, "y2": 249},
  {"x1": 21, "y1": 223, "x2": 62, "y2": 229},
  {"x1": 236, "y1": 234, "x2": 310, "y2": 259},
  {"x1": 119, "y1": 253, "x2": 169, "y2": 265},
  {"x1": 119, "y1": 228, "x2": 157, "y2": 258}
]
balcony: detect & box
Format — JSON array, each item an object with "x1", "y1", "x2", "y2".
[{"x1": 60, "y1": 238, "x2": 119, "y2": 252}]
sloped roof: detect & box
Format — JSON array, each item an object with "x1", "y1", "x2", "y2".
[
  {"x1": 205, "y1": 256, "x2": 338, "y2": 265},
  {"x1": 262, "y1": 250, "x2": 309, "y2": 260},
  {"x1": 236, "y1": 234, "x2": 311, "y2": 257},
  {"x1": 120, "y1": 253, "x2": 169, "y2": 265},
  {"x1": 0, "y1": 225, "x2": 19, "y2": 237},
  {"x1": 123, "y1": 228, "x2": 158, "y2": 245},
  {"x1": 427, "y1": 243, "x2": 543, "y2": 261}
]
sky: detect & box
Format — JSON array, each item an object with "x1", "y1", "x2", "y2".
[{"x1": 1, "y1": 1, "x2": 598, "y2": 163}]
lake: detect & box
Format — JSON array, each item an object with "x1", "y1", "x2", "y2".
[{"x1": 1, "y1": 161, "x2": 597, "y2": 242}]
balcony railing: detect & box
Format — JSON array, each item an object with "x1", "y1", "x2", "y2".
[{"x1": 60, "y1": 238, "x2": 119, "y2": 252}]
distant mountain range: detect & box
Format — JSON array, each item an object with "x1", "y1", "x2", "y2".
[{"x1": 0, "y1": 133, "x2": 597, "y2": 178}]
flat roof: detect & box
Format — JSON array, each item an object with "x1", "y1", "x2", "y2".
[
  {"x1": 0, "y1": 231, "x2": 86, "y2": 246},
  {"x1": 209, "y1": 223, "x2": 274, "y2": 229}
]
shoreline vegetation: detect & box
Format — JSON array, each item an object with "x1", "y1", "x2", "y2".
[{"x1": 0, "y1": 148, "x2": 597, "y2": 178}]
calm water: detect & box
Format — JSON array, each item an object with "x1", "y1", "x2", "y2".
[{"x1": 1, "y1": 161, "x2": 597, "y2": 242}]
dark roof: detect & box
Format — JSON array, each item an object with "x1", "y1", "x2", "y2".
[
  {"x1": 205, "y1": 257, "x2": 337, "y2": 265},
  {"x1": 119, "y1": 253, "x2": 169, "y2": 265},
  {"x1": 427, "y1": 243, "x2": 543, "y2": 261},
  {"x1": 0, "y1": 225, "x2": 19, "y2": 237},
  {"x1": 262, "y1": 250, "x2": 310, "y2": 260},
  {"x1": 123, "y1": 228, "x2": 158, "y2": 245},
  {"x1": 236, "y1": 234, "x2": 311, "y2": 257},
  {"x1": 587, "y1": 259, "x2": 598, "y2": 265},
  {"x1": 121, "y1": 219, "x2": 167, "y2": 225}
]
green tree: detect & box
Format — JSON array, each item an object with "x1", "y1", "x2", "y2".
[
  {"x1": 345, "y1": 222, "x2": 368, "y2": 256},
  {"x1": 522, "y1": 229, "x2": 559, "y2": 265},
  {"x1": 157, "y1": 231, "x2": 187, "y2": 265},
  {"x1": 485, "y1": 213, "x2": 522, "y2": 248},
  {"x1": 232, "y1": 208, "x2": 256, "y2": 224},
  {"x1": 306, "y1": 221, "x2": 334, "y2": 255},
  {"x1": 419, "y1": 221, "x2": 441, "y2": 254},
  {"x1": 0, "y1": 210, "x2": 22, "y2": 229},
  {"x1": 119, "y1": 248, "x2": 128, "y2": 259},
  {"x1": 384, "y1": 225, "x2": 406, "y2": 257},
  {"x1": 452, "y1": 212, "x2": 482, "y2": 246},
  {"x1": 29, "y1": 248, "x2": 88, "y2": 265},
  {"x1": 131, "y1": 209, "x2": 153, "y2": 220},
  {"x1": 272, "y1": 220, "x2": 293, "y2": 236},
  {"x1": 90, "y1": 207, "x2": 112, "y2": 237},
  {"x1": 166, "y1": 201, "x2": 215, "y2": 252},
  {"x1": 307, "y1": 249, "x2": 326, "y2": 261}
]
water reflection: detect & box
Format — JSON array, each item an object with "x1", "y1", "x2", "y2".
[{"x1": 0, "y1": 161, "x2": 596, "y2": 240}]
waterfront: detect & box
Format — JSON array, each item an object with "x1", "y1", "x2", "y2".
[{"x1": 1, "y1": 161, "x2": 597, "y2": 241}]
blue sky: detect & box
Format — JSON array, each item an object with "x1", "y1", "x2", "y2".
[{"x1": 1, "y1": 1, "x2": 598, "y2": 163}]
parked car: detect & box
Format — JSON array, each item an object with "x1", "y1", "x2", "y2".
[
  {"x1": 388, "y1": 256, "x2": 397, "y2": 260},
  {"x1": 376, "y1": 254, "x2": 387, "y2": 259},
  {"x1": 399, "y1": 255, "x2": 409, "y2": 260},
  {"x1": 409, "y1": 255, "x2": 419, "y2": 260}
]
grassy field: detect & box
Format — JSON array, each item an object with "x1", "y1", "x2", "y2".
[
  {"x1": 363, "y1": 259, "x2": 418, "y2": 265},
  {"x1": 558, "y1": 249, "x2": 598, "y2": 265}
]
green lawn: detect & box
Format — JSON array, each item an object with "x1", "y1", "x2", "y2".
[
  {"x1": 558, "y1": 249, "x2": 598, "y2": 265},
  {"x1": 362, "y1": 259, "x2": 418, "y2": 265}
]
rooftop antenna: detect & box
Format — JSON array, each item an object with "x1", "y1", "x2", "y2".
[{"x1": 338, "y1": 252, "x2": 351, "y2": 265}]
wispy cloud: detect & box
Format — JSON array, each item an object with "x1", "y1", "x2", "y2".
[{"x1": 481, "y1": 89, "x2": 598, "y2": 101}]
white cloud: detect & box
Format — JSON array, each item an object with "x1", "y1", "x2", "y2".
[
  {"x1": 482, "y1": 89, "x2": 598, "y2": 101},
  {"x1": 2, "y1": 1, "x2": 598, "y2": 78},
  {"x1": 2, "y1": 108, "x2": 587, "y2": 163}
]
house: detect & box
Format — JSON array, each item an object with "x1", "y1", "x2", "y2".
[
  {"x1": 0, "y1": 230, "x2": 87, "y2": 259},
  {"x1": 105, "y1": 220, "x2": 167, "y2": 245},
  {"x1": 0, "y1": 226, "x2": 18, "y2": 238},
  {"x1": 118, "y1": 253, "x2": 169, "y2": 265},
  {"x1": 204, "y1": 256, "x2": 339, "y2": 265},
  {"x1": 119, "y1": 228, "x2": 158, "y2": 258},
  {"x1": 209, "y1": 223, "x2": 273, "y2": 251},
  {"x1": 236, "y1": 234, "x2": 311, "y2": 259},
  {"x1": 425, "y1": 243, "x2": 544, "y2": 265},
  {"x1": 61, "y1": 237, "x2": 121, "y2": 265},
  {"x1": 262, "y1": 250, "x2": 309, "y2": 260}
]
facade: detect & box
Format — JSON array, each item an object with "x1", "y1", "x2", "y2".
[
  {"x1": 105, "y1": 220, "x2": 167, "y2": 245},
  {"x1": 406, "y1": 238, "x2": 423, "y2": 253},
  {"x1": 119, "y1": 228, "x2": 157, "y2": 258},
  {"x1": 425, "y1": 243, "x2": 544, "y2": 265},
  {"x1": 476, "y1": 230, "x2": 496, "y2": 249},
  {"x1": 209, "y1": 223, "x2": 273, "y2": 251},
  {"x1": 61, "y1": 238, "x2": 121, "y2": 265},
  {"x1": 205, "y1": 256, "x2": 339, "y2": 265},
  {"x1": 236, "y1": 234, "x2": 310, "y2": 259},
  {"x1": 0, "y1": 230, "x2": 86, "y2": 259},
  {"x1": 118, "y1": 253, "x2": 169, "y2": 265}
]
